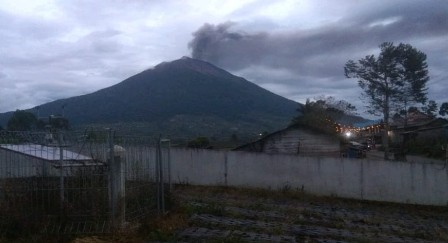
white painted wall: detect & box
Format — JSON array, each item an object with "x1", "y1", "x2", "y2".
[
  {"x1": 170, "y1": 148, "x2": 448, "y2": 206},
  {"x1": 171, "y1": 148, "x2": 226, "y2": 185}
]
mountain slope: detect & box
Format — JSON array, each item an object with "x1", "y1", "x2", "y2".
[{"x1": 0, "y1": 57, "x2": 301, "y2": 138}]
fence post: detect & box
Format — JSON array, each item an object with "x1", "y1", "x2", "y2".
[
  {"x1": 155, "y1": 140, "x2": 160, "y2": 213},
  {"x1": 156, "y1": 137, "x2": 166, "y2": 215},
  {"x1": 58, "y1": 131, "x2": 65, "y2": 218},
  {"x1": 108, "y1": 130, "x2": 126, "y2": 228},
  {"x1": 224, "y1": 152, "x2": 228, "y2": 187},
  {"x1": 160, "y1": 139, "x2": 172, "y2": 192},
  {"x1": 167, "y1": 141, "x2": 171, "y2": 192}
]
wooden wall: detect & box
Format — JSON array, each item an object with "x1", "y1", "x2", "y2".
[{"x1": 236, "y1": 127, "x2": 341, "y2": 156}]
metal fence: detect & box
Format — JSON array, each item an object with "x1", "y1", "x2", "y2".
[{"x1": 0, "y1": 129, "x2": 170, "y2": 236}]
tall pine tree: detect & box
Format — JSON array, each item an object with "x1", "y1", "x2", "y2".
[{"x1": 344, "y1": 42, "x2": 429, "y2": 160}]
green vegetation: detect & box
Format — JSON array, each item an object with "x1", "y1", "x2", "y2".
[
  {"x1": 48, "y1": 116, "x2": 70, "y2": 130},
  {"x1": 4, "y1": 110, "x2": 70, "y2": 131},
  {"x1": 7, "y1": 110, "x2": 37, "y2": 131},
  {"x1": 187, "y1": 136, "x2": 211, "y2": 148},
  {"x1": 439, "y1": 102, "x2": 448, "y2": 116},
  {"x1": 422, "y1": 100, "x2": 438, "y2": 118},
  {"x1": 406, "y1": 138, "x2": 447, "y2": 159},
  {"x1": 291, "y1": 96, "x2": 358, "y2": 134},
  {"x1": 345, "y1": 42, "x2": 430, "y2": 159}
]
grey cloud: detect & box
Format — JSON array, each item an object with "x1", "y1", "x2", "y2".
[
  {"x1": 75, "y1": 30, "x2": 124, "y2": 54},
  {"x1": 57, "y1": 0, "x2": 176, "y2": 28},
  {"x1": 0, "y1": 10, "x2": 66, "y2": 40},
  {"x1": 0, "y1": 0, "x2": 188, "y2": 113},
  {"x1": 353, "y1": 1, "x2": 448, "y2": 36},
  {"x1": 1, "y1": 0, "x2": 446, "y2": 119},
  {"x1": 1, "y1": 28, "x2": 125, "y2": 69},
  {"x1": 189, "y1": 1, "x2": 448, "y2": 73},
  {"x1": 188, "y1": 22, "x2": 372, "y2": 84},
  {"x1": 0, "y1": 25, "x2": 134, "y2": 112},
  {"x1": 188, "y1": 0, "x2": 448, "y2": 116},
  {"x1": 189, "y1": 22, "x2": 265, "y2": 62},
  {"x1": 84, "y1": 29, "x2": 121, "y2": 39}
]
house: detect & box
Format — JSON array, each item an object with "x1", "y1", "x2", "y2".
[
  {"x1": 234, "y1": 125, "x2": 342, "y2": 156},
  {"x1": 389, "y1": 118, "x2": 448, "y2": 144},
  {"x1": 391, "y1": 110, "x2": 433, "y2": 127}
]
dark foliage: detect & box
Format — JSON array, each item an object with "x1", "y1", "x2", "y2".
[
  {"x1": 7, "y1": 110, "x2": 37, "y2": 131},
  {"x1": 439, "y1": 102, "x2": 448, "y2": 116},
  {"x1": 291, "y1": 99, "x2": 339, "y2": 135},
  {"x1": 406, "y1": 138, "x2": 447, "y2": 159},
  {"x1": 49, "y1": 116, "x2": 70, "y2": 130},
  {"x1": 345, "y1": 42, "x2": 429, "y2": 159},
  {"x1": 187, "y1": 136, "x2": 211, "y2": 148},
  {"x1": 422, "y1": 100, "x2": 438, "y2": 118}
]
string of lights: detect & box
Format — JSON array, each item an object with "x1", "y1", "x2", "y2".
[{"x1": 335, "y1": 123, "x2": 384, "y2": 136}]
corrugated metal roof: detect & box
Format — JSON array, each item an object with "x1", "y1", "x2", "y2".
[{"x1": 0, "y1": 144, "x2": 93, "y2": 161}]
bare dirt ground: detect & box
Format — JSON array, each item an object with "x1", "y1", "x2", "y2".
[
  {"x1": 169, "y1": 185, "x2": 448, "y2": 243},
  {"x1": 72, "y1": 185, "x2": 448, "y2": 242}
]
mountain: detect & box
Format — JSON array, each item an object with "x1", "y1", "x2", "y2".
[{"x1": 0, "y1": 57, "x2": 301, "y2": 139}]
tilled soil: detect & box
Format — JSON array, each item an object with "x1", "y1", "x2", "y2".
[{"x1": 173, "y1": 186, "x2": 448, "y2": 243}]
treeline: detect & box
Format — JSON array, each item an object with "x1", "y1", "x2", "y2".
[{"x1": 4, "y1": 110, "x2": 69, "y2": 131}]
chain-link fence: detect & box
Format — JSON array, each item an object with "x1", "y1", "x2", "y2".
[{"x1": 0, "y1": 129, "x2": 170, "y2": 236}]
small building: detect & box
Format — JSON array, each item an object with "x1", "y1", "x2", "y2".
[
  {"x1": 234, "y1": 125, "x2": 341, "y2": 157},
  {"x1": 0, "y1": 144, "x2": 95, "y2": 178},
  {"x1": 390, "y1": 118, "x2": 448, "y2": 144}
]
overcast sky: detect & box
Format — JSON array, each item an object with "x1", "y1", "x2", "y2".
[{"x1": 0, "y1": 0, "x2": 447, "y2": 119}]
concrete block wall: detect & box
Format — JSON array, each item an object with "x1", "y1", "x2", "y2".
[
  {"x1": 170, "y1": 148, "x2": 448, "y2": 206},
  {"x1": 171, "y1": 148, "x2": 227, "y2": 185}
]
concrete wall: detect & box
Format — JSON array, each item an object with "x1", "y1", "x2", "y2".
[
  {"x1": 171, "y1": 148, "x2": 226, "y2": 185},
  {"x1": 170, "y1": 148, "x2": 448, "y2": 206}
]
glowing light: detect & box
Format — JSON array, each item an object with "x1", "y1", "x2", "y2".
[{"x1": 345, "y1": 132, "x2": 351, "y2": 138}]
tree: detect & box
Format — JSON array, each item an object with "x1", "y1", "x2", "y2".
[
  {"x1": 344, "y1": 42, "x2": 429, "y2": 159},
  {"x1": 187, "y1": 136, "x2": 210, "y2": 148},
  {"x1": 291, "y1": 97, "x2": 356, "y2": 134},
  {"x1": 407, "y1": 106, "x2": 419, "y2": 113},
  {"x1": 395, "y1": 44, "x2": 429, "y2": 125},
  {"x1": 314, "y1": 95, "x2": 357, "y2": 116},
  {"x1": 439, "y1": 102, "x2": 448, "y2": 116},
  {"x1": 230, "y1": 133, "x2": 239, "y2": 143},
  {"x1": 7, "y1": 110, "x2": 38, "y2": 131},
  {"x1": 422, "y1": 100, "x2": 438, "y2": 118},
  {"x1": 49, "y1": 116, "x2": 70, "y2": 130}
]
